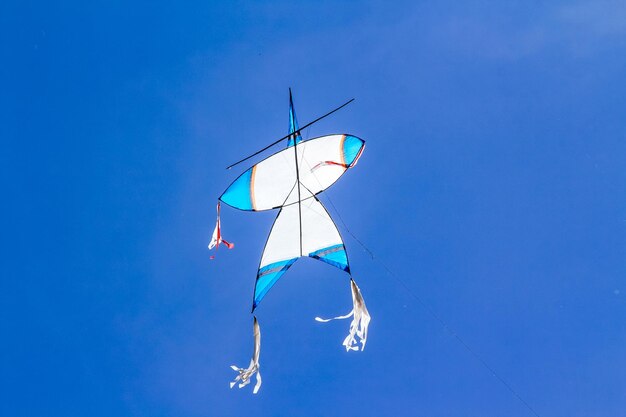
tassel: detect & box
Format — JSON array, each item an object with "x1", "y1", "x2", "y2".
[
  {"x1": 315, "y1": 278, "x2": 371, "y2": 351},
  {"x1": 230, "y1": 316, "x2": 262, "y2": 394},
  {"x1": 208, "y1": 201, "x2": 234, "y2": 259}
]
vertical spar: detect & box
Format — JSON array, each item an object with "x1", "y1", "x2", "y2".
[
  {"x1": 294, "y1": 141, "x2": 303, "y2": 256},
  {"x1": 289, "y1": 88, "x2": 303, "y2": 256}
]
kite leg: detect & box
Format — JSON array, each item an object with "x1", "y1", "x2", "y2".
[
  {"x1": 315, "y1": 278, "x2": 371, "y2": 351},
  {"x1": 230, "y1": 316, "x2": 262, "y2": 393}
]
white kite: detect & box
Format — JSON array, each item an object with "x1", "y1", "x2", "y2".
[{"x1": 209, "y1": 90, "x2": 370, "y2": 393}]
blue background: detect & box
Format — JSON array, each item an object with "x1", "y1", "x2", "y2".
[{"x1": 2, "y1": 1, "x2": 625, "y2": 416}]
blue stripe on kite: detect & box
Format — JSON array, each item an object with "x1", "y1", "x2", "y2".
[
  {"x1": 254, "y1": 258, "x2": 298, "y2": 308},
  {"x1": 287, "y1": 99, "x2": 302, "y2": 147},
  {"x1": 220, "y1": 168, "x2": 253, "y2": 210},
  {"x1": 287, "y1": 137, "x2": 300, "y2": 147},
  {"x1": 342, "y1": 135, "x2": 364, "y2": 166},
  {"x1": 309, "y1": 244, "x2": 349, "y2": 272}
]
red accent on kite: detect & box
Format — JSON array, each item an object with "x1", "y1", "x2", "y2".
[{"x1": 310, "y1": 150, "x2": 363, "y2": 172}]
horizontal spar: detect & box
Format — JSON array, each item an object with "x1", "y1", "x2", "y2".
[{"x1": 226, "y1": 98, "x2": 355, "y2": 170}]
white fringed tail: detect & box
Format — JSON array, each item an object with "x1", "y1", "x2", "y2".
[
  {"x1": 315, "y1": 278, "x2": 371, "y2": 351},
  {"x1": 230, "y1": 316, "x2": 262, "y2": 394}
]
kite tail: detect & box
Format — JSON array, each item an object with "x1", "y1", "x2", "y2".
[
  {"x1": 230, "y1": 316, "x2": 262, "y2": 394},
  {"x1": 315, "y1": 278, "x2": 371, "y2": 352},
  {"x1": 208, "y1": 201, "x2": 234, "y2": 259}
]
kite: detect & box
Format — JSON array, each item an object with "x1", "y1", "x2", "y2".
[{"x1": 209, "y1": 90, "x2": 370, "y2": 393}]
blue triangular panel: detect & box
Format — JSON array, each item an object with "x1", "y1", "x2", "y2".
[
  {"x1": 287, "y1": 90, "x2": 302, "y2": 147},
  {"x1": 253, "y1": 258, "x2": 298, "y2": 309},
  {"x1": 309, "y1": 244, "x2": 350, "y2": 273}
]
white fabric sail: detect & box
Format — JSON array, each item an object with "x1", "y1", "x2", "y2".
[
  {"x1": 253, "y1": 192, "x2": 350, "y2": 309},
  {"x1": 220, "y1": 134, "x2": 364, "y2": 212}
]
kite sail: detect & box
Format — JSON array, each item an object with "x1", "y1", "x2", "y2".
[
  {"x1": 210, "y1": 90, "x2": 370, "y2": 393},
  {"x1": 254, "y1": 195, "x2": 349, "y2": 309},
  {"x1": 219, "y1": 133, "x2": 364, "y2": 212}
]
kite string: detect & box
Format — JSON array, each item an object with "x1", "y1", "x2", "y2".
[
  {"x1": 288, "y1": 124, "x2": 538, "y2": 416},
  {"x1": 321, "y1": 194, "x2": 541, "y2": 417}
]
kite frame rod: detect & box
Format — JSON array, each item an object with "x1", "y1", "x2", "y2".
[{"x1": 225, "y1": 98, "x2": 355, "y2": 170}]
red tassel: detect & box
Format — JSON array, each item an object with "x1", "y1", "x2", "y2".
[{"x1": 208, "y1": 201, "x2": 234, "y2": 258}]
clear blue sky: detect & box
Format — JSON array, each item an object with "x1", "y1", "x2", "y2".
[{"x1": 3, "y1": 1, "x2": 626, "y2": 416}]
